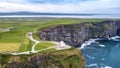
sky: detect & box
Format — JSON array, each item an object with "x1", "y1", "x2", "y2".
[{"x1": 0, "y1": 0, "x2": 120, "y2": 14}]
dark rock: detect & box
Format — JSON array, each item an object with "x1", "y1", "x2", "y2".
[
  {"x1": 3, "y1": 49, "x2": 85, "y2": 68},
  {"x1": 38, "y1": 20, "x2": 120, "y2": 47}
]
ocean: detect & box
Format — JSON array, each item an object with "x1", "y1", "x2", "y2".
[
  {"x1": 80, "y1": 36, "x2": 120, "y2": 68},
  {"x1": 1, "y1": 14, "x2": 120, "y2": 68},
  {"x1": 0, "y1": 14, "x2": 120, "y2": 18}
]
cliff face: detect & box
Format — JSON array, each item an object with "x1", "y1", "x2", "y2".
[
  {"x1": 38, "y1": 20, "x2": 120, "y2": 47},
  {"x1": 0, "y1": 49, "x2": 85, "y2": 68}
]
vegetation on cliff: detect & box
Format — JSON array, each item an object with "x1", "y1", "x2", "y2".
[
  {"x1": 0, "y1": 48, "x2": 85, "y2": 68},
  {"x1": 0, "y1": 18, "x2": 105, "y2": 53},
  {"x1": 38, "y1": 20, "x2": 120, "y2": 47},
  {"x1": 1, "y1": 18, "x2": 118, "y2": 68}
]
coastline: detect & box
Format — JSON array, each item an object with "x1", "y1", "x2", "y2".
[{"x1": 0, "y1": 15, "x2": 120, "y2": 19}]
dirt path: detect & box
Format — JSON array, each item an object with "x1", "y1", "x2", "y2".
[{"x1": 11, "y1": 32, "x2": 71, "y2": 55}]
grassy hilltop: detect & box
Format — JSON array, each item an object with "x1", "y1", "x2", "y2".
[
  {"x1": 0, "y1": 48, "x2": 85, "y2": 68},
  {"x1": 0, "y1": 18, "x2": 105, "y2": 53},
  {"x1": 0, "y1": 17, "x2": 114, "y2": 68}
]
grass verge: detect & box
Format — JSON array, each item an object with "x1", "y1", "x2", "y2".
[{"x1": 35, "y1": 41, "x2": 56, "y2": 50}]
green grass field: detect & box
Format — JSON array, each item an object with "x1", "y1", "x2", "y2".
[
  {"x1": 0, "y1": 18, "x2": 108, "y2": 53},
  {"x1": 18, "y1": 36, "x2": 34, "y2": 52},
  {"x1": 35, "y1": 41, "x2": 56, "y2": 50},
  {"x1": 0, "y1": 43, "x2": 20, "y2": 53}
]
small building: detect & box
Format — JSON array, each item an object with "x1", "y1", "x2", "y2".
[{"x1": 59, "y1": 41, "x2": 66, "y2": 46}]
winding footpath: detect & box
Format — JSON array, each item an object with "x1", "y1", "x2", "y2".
[
  {"x1": 11, "y1": 32, "x2": 71, "y2": 55},
  {"x1": 27, "y1": 32, "x2": 40, "y2": 53}
]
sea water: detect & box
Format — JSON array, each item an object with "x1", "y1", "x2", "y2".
[
  {"x1": 0, "y1": 14, "x2": 120, "y2": 18},
  {"x1": 81, "y1": 36, "x2": 120, "y2": 68}
]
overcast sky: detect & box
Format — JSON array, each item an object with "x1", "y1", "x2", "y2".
[{"x1": 0, "y1": 0, "x2": 120, "y2": 14}]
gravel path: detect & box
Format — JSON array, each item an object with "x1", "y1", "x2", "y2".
[{"x1": 11, "y1": 32, "x2": 71, "y2": 55}]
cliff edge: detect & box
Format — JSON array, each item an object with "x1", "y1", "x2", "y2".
[
  {"x1": 0, "y1": 48, "x2": 85, "y2": 68},
  {"x1": 38, "y1": 20, "x2": 120, "y2": 47}
]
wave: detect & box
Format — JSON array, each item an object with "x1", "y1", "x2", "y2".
[
  {"x1": 104, "y1": 66, "x2": 112, "y2": 68},
  {"x1": 86, "y1": 55, "x2": 95, "y2": 59},
  {"x1": 80, "y1": 36, "x2": 120, "y2": 49},
  {"x1": 98, "y1": 45, "x2": 106, "y2": 47},
  {"x1": 103, "y1": 66, "x2": 112, "y2": 68},
  {"x1": 87, "y1": 63, "x2": 97, "y2": 67},
  {"x1": 109, "y1": 36, "x2": 120, "y2": 41},
  {"x1": 80, "y1": 38, "x2": 99, "y2": 49},
  {"x1": 87, "y1": 63, "x2": 112, "y2": 68},
  {"x1": 80, "y1": 36, "x2": 120, "y2": 68}
]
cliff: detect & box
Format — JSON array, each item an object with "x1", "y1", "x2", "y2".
[
  {"x1": 0, "y1": 48, "x2": 85, "y2": 68},
  {"x1": 38, "y1": 20, "x2": 120, "y2": 47}
]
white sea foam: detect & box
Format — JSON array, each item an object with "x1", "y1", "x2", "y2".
[
  {"x1": 86, "y1": 55, "x2": 95, "y2": 59},
  {"x1": 87, "y1": 63, "x2": 97, "y2": 67},
  {"x1": 103, "y1": 66, "x2": 112, "y2": 68},
  {"x1": 79, "y1": 36, "x2": 120, "y2": 49},
  {"x1": 109, "y1": 36, "x2": 120, "y2": 41},
  {"x1": 87, "y1": 64, "x2": 112, "y2": 68},
  {"x1": 98, "y1": 45, "x2": 106, "y2": 47},
  {"x1": 80, "y1": 39, "x2": 99, "y2": 49}
]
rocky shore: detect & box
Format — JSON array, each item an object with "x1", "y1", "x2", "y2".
[{"x1": 1, "y1": 20, "x2": 120, "y2": 68}]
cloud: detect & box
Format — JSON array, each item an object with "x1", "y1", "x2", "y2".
[
  {"x1": 0, "y1": 0, "x2": 119, "y2": 14},
  {"x1": 28, "y1": 0, "x2": 87, "y2": 4}
]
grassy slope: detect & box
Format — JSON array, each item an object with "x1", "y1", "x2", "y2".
[
  {"x1": 47, "y1": 48, "x2": 85, "y2": 68},
  {"x1": 0, "y1": 21, "x2": 44, "y2": 52},
  {"x1": 0, "y1": 30, "x2": 24, "y2": 43},
  {"x1": 0, "y1": 43, "x2": 20, "y2": 53},
  {"x1": 37, "y1": 18, "x2": 105, "y2": 31},
  {"x1": 0, "y1": 18, "x2": 112, "y2": 67},
  {"x1": 0, "y1": 18, "x2": 106, "y2": 53},
  {"x1": 0, "y1": 48, "x2": 85, "y2": 68},
  {"x1": 18, "y1": 36, "x2": 34, "y2": 52},
  {"x1": 35, "y1": 41, "x2": 56, "y2": 50}
]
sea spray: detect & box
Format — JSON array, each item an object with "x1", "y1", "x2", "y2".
[
  {"x1": 81, "y1": 36, "x2": 120, "y2": 68},
  {"x1": 98, "y1": 45, "x2": 106, "y2": 47},
  {"x1": 109, "y1": 36, "x2": 120, "y2": 41},
  {"x1": 80, "y1": 38, "x2": 99, "y2": 49}
]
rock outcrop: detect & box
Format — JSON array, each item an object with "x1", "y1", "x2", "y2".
[
  {"x1": 38, "y1": 20, "x2": 120, "y2": 47},
  {"x1": 0, "y1": 49, "x2": 85, "y2": 68}
]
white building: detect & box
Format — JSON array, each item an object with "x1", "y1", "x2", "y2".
[{"x1": 59, "y1": 41, "x2": 66, "y2": 46}]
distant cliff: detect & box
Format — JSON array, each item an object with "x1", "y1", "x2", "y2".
[
  {"x1": 38, "y1": 20, "x2": 120, "y2": 47},
  {"x1": 0, "y1": 49, "x2": 85, "y2": 68}
]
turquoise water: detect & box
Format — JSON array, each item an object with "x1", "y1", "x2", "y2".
[{"x1": 81, "y1": 37, "x2": 120, "y2": 68}]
